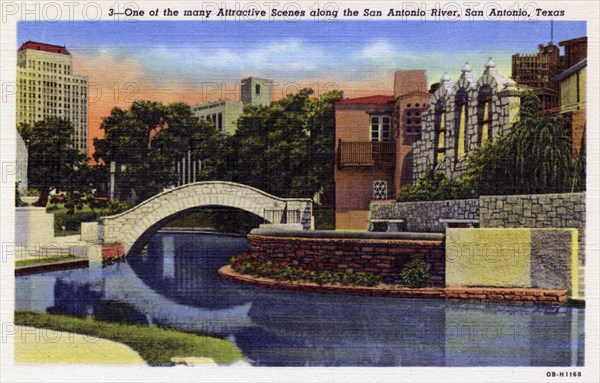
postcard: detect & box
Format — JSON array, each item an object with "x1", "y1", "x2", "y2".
[{"x1": 1, "y1": 1, "x2": 598, "y2": 382}]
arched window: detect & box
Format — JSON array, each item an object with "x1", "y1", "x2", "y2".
[
  {"x1": 477, "y1": 85, "x2": 492, "y2": 144},
  {"x1": 434, "y1": 99, "x2": 446, "y2": 166},
  {"x1": 454, "y1": 89, "x2": 468, "y2": 158}
]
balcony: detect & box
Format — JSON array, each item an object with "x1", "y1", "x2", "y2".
[{"x1": 337, "y1": 140, "x2": 396, "y2": 168}]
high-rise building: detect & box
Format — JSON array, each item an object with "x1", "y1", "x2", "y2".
[
  {"x1": 17, "y1": 41, "x2": 88, "y2": 154},
  {"x1": 512, "y1": 42, "x2": 562, "y2": 111},
  {"x1": 511, "y1": 37, "x2": 587, "y2": 113}
]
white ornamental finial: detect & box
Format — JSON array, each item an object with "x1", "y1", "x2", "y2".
[
  {"x1": 462, "y1": 62, "x2": 472, "y2": 73},
  {"x1": 441, "y1": 72, "x2": 451, "y2": 82},
  {"x1": 485, "y1": 57, "x2": 496, "y2": 69}
]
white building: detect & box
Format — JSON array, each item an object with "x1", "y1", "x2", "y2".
[
  {"x1": 17, "y1": 41, "x2": 88, "y2": 154},
  {"x1": 191, "y1": 77, "x2": 273, "y2": 135},
  {"x1": 191, "y1": 99, "x2": 244, "y2": 136}
]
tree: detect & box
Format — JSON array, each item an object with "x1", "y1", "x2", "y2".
[
  {"x1": 18, "y1": 117, "x2": 87, "y2": 205},
  {"x1": 465, "y1": 90, "x2": 584, "y2": 195},
  {"x1": 230, "y1": 88, "x2": 342, "y2": 199},
  {"x1": 93, "y1": 100, "x2": 225, "y2": 204}
]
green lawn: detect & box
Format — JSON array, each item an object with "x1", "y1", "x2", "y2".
[
  {"x1": 15, "y1": 311, "x2": 245, "y2": 366},
  {"x1": 15, "y1": 255, "x2": 78, "y2": 268}
]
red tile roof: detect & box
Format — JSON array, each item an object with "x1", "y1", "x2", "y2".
[
  {"x1": 336, "y1": 95, "x2": 394, "y2": 105},
  {"x1": 18, "y1": 41, "x2": 70, "y2": 55}
]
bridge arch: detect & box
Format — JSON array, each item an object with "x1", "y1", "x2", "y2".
[{"x1": 100, "y1": 181, "x2": 312, "y2": 254}]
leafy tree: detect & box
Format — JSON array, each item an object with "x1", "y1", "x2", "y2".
[
  {"x1": 465, "y1": 90, "x2": 584, "y2": 195},
  {"x1": 18, "y1": 117, "x2": 87, "y2": 205},
  {"x1": 230, "y1": 88, "x2": 342, "y2": 199},
  {"x1": 94, "y1": 100, "x2": 224, "y2": 204}
]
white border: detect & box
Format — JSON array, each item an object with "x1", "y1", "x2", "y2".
[{"x1": 1, "y1": 1, "x2": 598, "y2": 382}]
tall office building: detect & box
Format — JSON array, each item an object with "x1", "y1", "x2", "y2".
[{"x1": 17, "y1": 41, "x2": 88, "y2": 154}]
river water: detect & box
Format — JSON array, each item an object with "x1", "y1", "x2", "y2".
[{"x1": 16, "y1": 233, "x2": 584, "y2": 367}]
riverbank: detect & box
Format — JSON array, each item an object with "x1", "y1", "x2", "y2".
[
  {"x1": 15, "y1": 256, "x2": 89, "y2": 276},
  {"x1": 219, "y1": 265, "x2": 569, "y2": 306},
  {"x1": 14, "y1": 311, "x2": 245, "y2": 365}
]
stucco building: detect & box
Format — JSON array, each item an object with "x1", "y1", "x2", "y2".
[
  {"x1": 17, "y1": 41, "x2": 88, "y2": 154},
  {"x1": 555, "y1": 59, "x2": 586, "y2": 157},
  {"x1": 334, "y1": 70, "x2": 429, "y2": 230}
]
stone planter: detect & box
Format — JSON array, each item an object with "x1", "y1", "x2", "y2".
[{"x1": 21, "y1": 196, "x2": 39, "y2": 205}]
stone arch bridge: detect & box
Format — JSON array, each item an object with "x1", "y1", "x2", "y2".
[{"x1": 100, "y1": 181, "x2": 312, "y2": 254}]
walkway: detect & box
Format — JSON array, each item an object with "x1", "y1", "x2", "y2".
[{"x1": 14, "y1": 326, "x2": 145, "y2": 364}]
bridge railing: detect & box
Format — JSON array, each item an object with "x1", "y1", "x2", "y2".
[{"x1": 264, "y1": 209, "x2": 301, "y2": 224}]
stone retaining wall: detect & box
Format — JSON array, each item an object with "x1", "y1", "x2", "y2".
[
  {"x1": 370, "y1": 199, "x2": 479, "y2": 232},
  {"x1": 248, "y1": 229, "x2": 445, "y2": 286},
  {"x1": 370, "y1": 192, "x2": 585, "y2": 262},
  {"x1": 480, "y1": 193, "x2": 586, "y2": 262}
]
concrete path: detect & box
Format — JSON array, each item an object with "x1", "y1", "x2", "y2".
[{"x1": 13, "y1": 326, "x2": 145, "y2": 364}]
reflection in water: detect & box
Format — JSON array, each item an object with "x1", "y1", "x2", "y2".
[{"x1": 16, "y1": 233, "x2": 585, "y2": 367}]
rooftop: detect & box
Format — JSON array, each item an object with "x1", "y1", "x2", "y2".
[
  {"x1": 18, "y1": 41, "x2": 70, "y2": 55},
  {"x1": 554, "y1": 59, "x2": 587, "y2": 82},
  {"x1": 336, "y1": 95, "x2": 394, "y2": 105}
]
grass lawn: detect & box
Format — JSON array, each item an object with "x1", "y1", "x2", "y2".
[
  {"x1": 14, "y1": 311, "x2": 245, "y2": 366},
  {"x1": 15, "y1": 255, "x2": 78, "y2": 268}
]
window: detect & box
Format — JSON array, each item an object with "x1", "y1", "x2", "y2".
[
  {"x1": 255, "y1": 84, "x2": 261, "y2": 95},
  {"x1": 217, "y1": 112, "x2": 223, "y2": 133},
  {"x1": 454, "y1": 89, "x2": 468, "y2": 158},
  {"x1": 372, "y1": 180, "x2": 388, "y2": 200},
  {"x1": 370, "y1": 115, "x2": 391, "y2": 141},
  {"x1": 434, "y1": 99, "x2": 446, "y2": 166},
  {"x1": 477, "y1": 85, "x2": 492, "y2": 144}
]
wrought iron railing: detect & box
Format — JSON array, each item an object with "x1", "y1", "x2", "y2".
[{"x1": 337, "y1": 140, "x2": 396, "y2": 167}]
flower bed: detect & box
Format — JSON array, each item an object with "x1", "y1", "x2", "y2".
[{"x1": 229, "y1": 252, "x2": 380, "y2": 287}]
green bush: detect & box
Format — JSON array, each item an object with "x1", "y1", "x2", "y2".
[
  {"x1": 398, "y1": 172, "x2": 474, "y2": 202},
  {"x1": 313, "y1": 205, "x2": 335, "y2": 230},
  {"x1": 229, "y1": 253, "x2": 380, "y2": 287},
  {"x1": 400, "y1": 257, "x2": 431, "y2": 288},
  {"x1": 54, "y1": 211, "x2": 97, "y2": 231}
]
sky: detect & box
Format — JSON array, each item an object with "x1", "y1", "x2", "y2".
[{"x1": 18, "y1": 20, "x2": 586, "y2": 158}]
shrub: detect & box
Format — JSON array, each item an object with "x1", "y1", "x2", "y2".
[
  {"x1": 54, "y1": 211, "x2": 97, "y2": 231},
  {"x1": 229, "y1": 254, "x2": 380, "y2": 287},
  {"x1": 400, "y1": 257, "x2": 431, "y2": 288}
]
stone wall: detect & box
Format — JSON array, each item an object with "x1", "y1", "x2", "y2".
[
  {"x1": 445, "y1": 228, "x2": 579, "y2": 298},
  {"x1": 370, "y1": 199, "x2": 479, "y2": 232},
  {"x1": 479, "y1": 193, "x2": 586, "y2": 262},
  {"x1": 248, "y1": 229, "x2": 445, "y2": 286},
  {"x1": 412, "y1": 60, "x2": 522, "y2": 182},
  {"x1": 370, "y1": 192, "x2": 585, "y2": 262}
]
